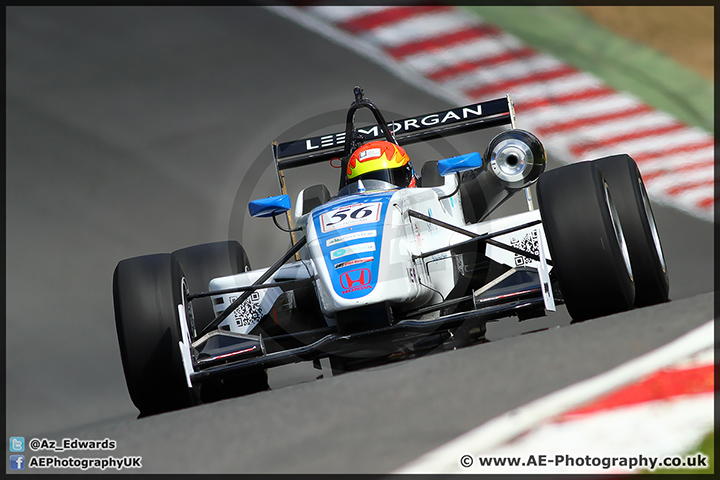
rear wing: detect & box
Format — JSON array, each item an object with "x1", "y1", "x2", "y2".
[
  {"x1": 273, "y1": 94, "x2": 517, "y2": 172},
  {"x1": 269, "y1": 90, "x2": 517, "y2": 246}
]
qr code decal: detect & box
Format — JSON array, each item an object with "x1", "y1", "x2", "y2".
[
  {"x1": 229, "y1": 292, "x2": 263, "y2": 328},
  {"x1": 511, "y1": 230, "x2": 539, "y2": 266}
]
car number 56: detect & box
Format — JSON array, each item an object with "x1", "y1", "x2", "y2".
[{"x1": 320, "y1": 203, "x2": 381, "y2": 232}]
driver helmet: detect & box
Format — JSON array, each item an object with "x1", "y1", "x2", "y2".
[{"x1": 346, "y1": 140, "x2": 416, "y2": 188}]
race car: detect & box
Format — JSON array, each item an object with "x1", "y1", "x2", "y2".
[{"x1": 113, "y1": 86, "x2": 669, "y2": 416}]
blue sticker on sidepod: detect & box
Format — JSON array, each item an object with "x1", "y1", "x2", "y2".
[{"x1": 312, "y1": 192, "x2": 394, "y2": 299}]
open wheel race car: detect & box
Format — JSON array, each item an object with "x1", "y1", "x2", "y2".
[{"x1": 113, "y1": 86, "x2": 669, "y2": 416}]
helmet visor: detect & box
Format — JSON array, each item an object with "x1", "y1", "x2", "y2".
[{"x1": 351, "y1": 163, "x2": 415, "y2": 188}]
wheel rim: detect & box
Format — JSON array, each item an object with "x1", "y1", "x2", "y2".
[
  {"x1": 638, "y1": 176, "x2": 667, "y2": 276},
  {"x1": 181, "y1": 277, "x2": 197, "y2": 339},
  {"x1": 604, "y1": 181, "x2": 633, "y2": 281},
  {"x1": 179, "y1": 276, "x2": 200, "y2": 401}
]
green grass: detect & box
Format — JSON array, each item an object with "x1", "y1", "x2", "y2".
[
  {"x1": 460, "y1": 6, "x2": 714, "y2": 133},
  {"x1": 646, "y1": 431, "x2": 714, "y2": 474}
]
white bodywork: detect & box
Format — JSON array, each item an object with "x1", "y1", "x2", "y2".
[{"x1": 209, "y1": 172, "x2": 554, "y2": 335}]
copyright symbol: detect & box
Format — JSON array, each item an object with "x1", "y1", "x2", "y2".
[
  {"x1": 29, "y1": 438, "x2": 41, "y2": 451},
  {"x1": 460, "y1": 454, "x2": 473, "y2": 468}
]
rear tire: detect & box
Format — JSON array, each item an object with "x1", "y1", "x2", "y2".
[
  {"x1": 593, "y1": 154, "x2": 669, "y2": 307},
  {"x1": 537, "y1": 162, "x2": 635, "y2": 322},
  {"x1": 113, "y1": 254, "x2": 199, "y2": 416}
]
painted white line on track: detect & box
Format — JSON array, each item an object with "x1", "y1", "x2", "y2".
[
  {"x1": 673, "y1": 347, "x2": 714, "y2": 368},
  {"x1": 394, "y1": 319, "x2": 714, "y2": 473}
]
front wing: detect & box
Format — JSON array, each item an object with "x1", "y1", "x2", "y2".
[{"x1": 179, "y1": 208, "x2": 557, "y2": 386}]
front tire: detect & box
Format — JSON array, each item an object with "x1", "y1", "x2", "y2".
[
  {"x1": 593, "y1": 154, "x2": 669, "y2": 307},
  {"x1": 171, "y1": 241, "x2": 269, "y2": 401},
  {"x1": 171, "y1": 241, "x2": 251, "y2": 334},
  {"x1": 537, "y1": 161, "x2": 635, "y2": 322},
  {"x1": 113, "y1": 254, "x2": 198, "y2": 416}
]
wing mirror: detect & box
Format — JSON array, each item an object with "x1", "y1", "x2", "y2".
[
  {"x1": 436, "y1": 152, "x2": 482, "y2": 176},
  {"x1": 248, "y1": 194, "x2": 291, "y2": 218}
]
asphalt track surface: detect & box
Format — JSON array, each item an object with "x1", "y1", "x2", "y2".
[{"x1": 6, "y1": 7, "x2": 715, "y2": 473}]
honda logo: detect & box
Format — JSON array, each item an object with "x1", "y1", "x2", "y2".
[{"x1": 340, "y1": 268, "x2": 372, "y2": 292}]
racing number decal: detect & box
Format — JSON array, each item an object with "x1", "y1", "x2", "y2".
[{"x1": 320, "y1": 203, "x2": 381, "y2": 233}]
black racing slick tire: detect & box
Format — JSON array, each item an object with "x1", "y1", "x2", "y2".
[
  {"x1": 171, "y1": 241, "x2": 269, "y2": 403},
  {"x1": 171, "y1": 241, "x2": 251, "y2": 335},
  {"x1": 113, "y1": 254, "x2": 199, "y2": 416},
  {"x1": 593, "y1": 154, "x2": 670, "y2": 307},
  {"x1": 537, "y1": 161, "x2": 635, "y2": 322}
]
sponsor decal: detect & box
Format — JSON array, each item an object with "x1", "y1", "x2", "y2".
[
  {"x1": 297, "y1": 104, "x2": 484, "y2": 153},
  {"x1": 359, "y1": 147, "x2": 381, "y2": 161},
  {"x1": 334, "y1": 257, "x2": 373, "y2": 270},
  {"x1": 330, "y1": 242, "x2": 376, "y2": 260},
  {"x1": 305, "y1": 132, "x2": 346, "y2": 151},
  {"x1": 428, "y1": 252, "x2": 451, "y2": 262},
  {"x1": 339, "y1": 268, "x2": 373, "y2": 294},
  {"x1": 406, "y1": 266, "x2": 417, "y2": 284},
  {"x1": 326, "y1": 230, "x2": 377, "y2": 247},
  {"x1": 412, "y1": 220, "x2": 423, "y2": 249},
  {"x1": 427, "y1": 207, "x2": 437, "y2": 232}
]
